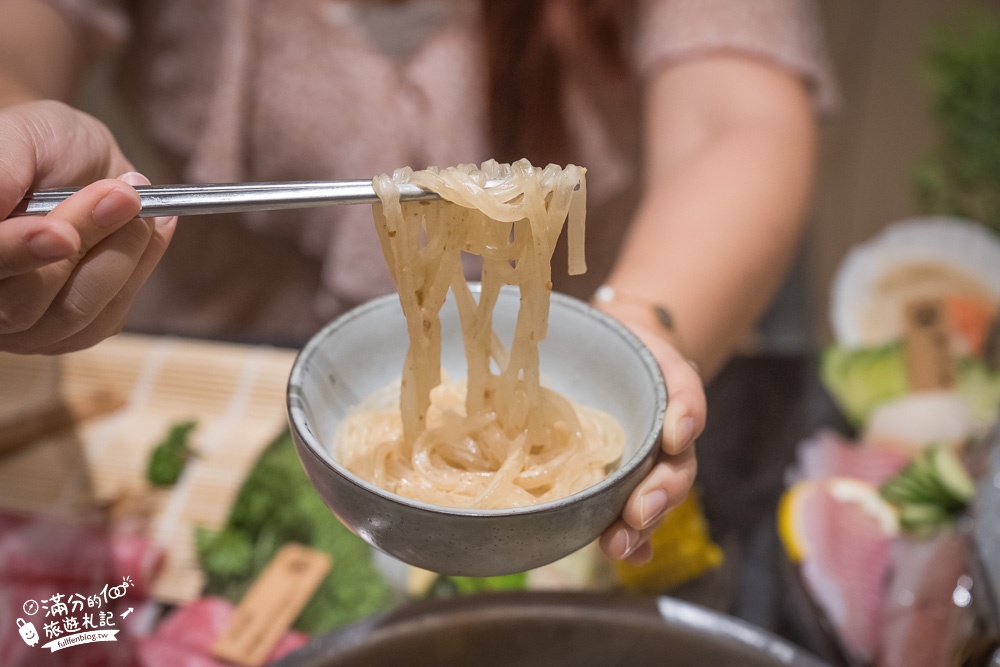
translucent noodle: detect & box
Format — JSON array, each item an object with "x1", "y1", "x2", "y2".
[{"x1": 336, "y1": 160, "x2": 623, "y2": 509}]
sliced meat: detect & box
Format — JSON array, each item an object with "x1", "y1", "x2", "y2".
[
  {"x1": 153, "y1": 596, "x2": 310, "y2": 662},
  {"x1": 799, "y1": 481, "x2": 893, "y2": 663},
  {"x1": 795, "y1": 429, "x2": 910, "y2": 486},
  {"x1": 878, "y1": 529, "x2": 971, "y2": 667}
]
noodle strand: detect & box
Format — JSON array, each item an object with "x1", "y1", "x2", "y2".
[{"x1": 338, "y1": 160, "x2": 623, "y2": 509}]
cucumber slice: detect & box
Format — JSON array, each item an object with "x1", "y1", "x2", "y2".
[
  {"x1": 908, "y1": 456, "x2": 942, "y2": 490},
  {"x1": 929, "y1": 446, "x2": 976, "y2": 505},
  {"x1": 880, "y1": 476, "x2": 929, "y2": 505},
  {"x1": 886, "y1": 461, "x2": 950, "y2": 505},
  {"x1": 898, "y1": 502, "x2": 951, "y2": 531}
]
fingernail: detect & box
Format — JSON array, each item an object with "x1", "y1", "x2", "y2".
[
  {"x1": 671, "y1": 416, "x2": 694, "y2": 453},
  {"x1": 154, "y1": 215, "x2": 177, "y2": 230},
  {"x1": 639, "y1": 489, "x2": 669, "y2": 529},
  {"x1": 610, "y1": 525, "x2": 634, "y2": 559},
  {"x1": 621, "y1": 529, "x2": 638, "y2": 558},
  {"x1": 119, "y1": 171, "x2": 150, "y2": 187},
  {"x1": 93, "y1": 187, "x2": 139, "y2": 227},
  {"x1": 25, "y1": 227, "x2": 76, "y2": 260}
]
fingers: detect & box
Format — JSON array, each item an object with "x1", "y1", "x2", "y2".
[
  {"x1": 602, "y1": 312, "x2": 707, "y2": 456},
  {"x1": 0, "y1": 215, "x2": 80, "y2": 279},
  {"x1": 600, "y1": 446, "x2": 698, "y2": 561},
  {"x1": 593, "y1": 314, "x2": 707, "y2": 563},
  {"x1": 0, "y1": 177, "x2": 141, "y2": 275},
  {"x1": 0, "y1": 101, "x2": 133, "y2": 216},
  {"x1": 45, "y1": 178, "x2": 142, "y2": 251},
  {"x1": 32, "y1": 215, "x2": 177, "y2": 355},
  {"x1": 637, "y1": 324, "x2": 706, "y2": 455},
  {"x1": 623, "y1": 542, "x2": 653, "y2": 567},
  {"x1": 0, "y1": 179, "x2": 142, "y2": 340},
  {"x1": 0, "y1": 215, "x2": 154, "y2": 352},
  {"x1": 0, "y1": 103, "x2": 166, "y2": 354},
  {"x1": 622, "y1": 446, "x2": 697, "y2": 530}
]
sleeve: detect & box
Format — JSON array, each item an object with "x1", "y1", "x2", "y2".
[
  {"x1": 635, "y1": 0, "x2": 840, "y2": 115},
  {"x1": 38, "y1": 0, "x2": 130, "y2": 57}
]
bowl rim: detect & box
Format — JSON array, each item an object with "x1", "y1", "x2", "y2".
[
  {"x1": 270, "y1": 591, "x2": 831, "y2": 667},
  {"x1": 286, "y1": 284, "x2": 667, "y2": 518}
]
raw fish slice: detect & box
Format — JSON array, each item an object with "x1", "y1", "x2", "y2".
[
  {"x1": 153, "y1": 597, "x2": 233, "y2": 654},
  {"x1": 797, "y1": 481, "x2": 894, "y2": 663},
  {"x1": 0, "y1": 511, "x2": 164, "y2": 666},
  {"x1": 794, "y1": 430, "x2": 910, "y2": 486},
  {"x1": 0, "y1": 516, "x2": 114, "y2": 588},
  {"x1": 109, "y1": 533, "x2": 165, "y2": 599},
  {"x1": 878, "y1": 529, "x2": 970, "y2": 667},
  {"x1": 137, "y1": 637, "x2": 226, "y2": 667}
]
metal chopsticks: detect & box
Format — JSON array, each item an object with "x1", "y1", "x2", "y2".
[{"x1": 12, "y1": 180, "x2": 447, "y2": 218}]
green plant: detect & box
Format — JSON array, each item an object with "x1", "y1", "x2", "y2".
[
  {"x1": 146, "y1": 420, "x2": 198, "y2": 486},
  {"x1": 196, "y1": 432, "x2": 397, "y2": 632},
  {"x1": 915, "y1": 8, "x2": 1000, "y2": 233}
]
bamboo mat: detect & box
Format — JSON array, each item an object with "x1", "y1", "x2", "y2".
[{"x1": 0, "y1": 335, "x2": 297, "y2": 604}]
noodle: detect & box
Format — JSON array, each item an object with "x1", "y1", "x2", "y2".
[{"x1": 336, "y1": 160, "x2": 623, "y2": 509}]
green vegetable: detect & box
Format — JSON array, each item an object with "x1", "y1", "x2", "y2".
[
  {"x1": 146, "y1": 420, "x2": 198, "y2": 486},
  {"x1": 929, "y1": 444, "x2": 977, "y2": 503},
  {"x1": 430, "y1": 572, "x2": 528, "y2": 598},
  {"x1": 196, "y1": 528, "x2": 254, "y2": 579},
  {"x1": 879, "y1": 445, "x2": 976, "y2": 535},
  {"x1": 956, "y1": 355, "x2": 1000, "y2": 423},
  {"x1": 197, "y1": 432, "x2": 397, "y2": 633},
  {"x1": 820, "y1": 343, "x2": 1000, "y2": 426},
  {"x1": 898, "y1": 502, "x2": 952, "y2": 536},
  {"x1": 914, "y1": 8, "x2": 1000, "y2": 234},
  {"x1": 820, "y1": 343, "x2": 910, "y2": 426}
]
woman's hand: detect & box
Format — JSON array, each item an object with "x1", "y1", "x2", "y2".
[
  {"x1": 598, "y1": 314, "x2": 705, "y2": 565},
  {"x1": 595, "y1": 54, "x2": 817, "y2": 564},
  {"x1": 0, "y1": 100, "x2": 177, "y2": 354}
]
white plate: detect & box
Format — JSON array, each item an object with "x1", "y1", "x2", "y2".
[{"x1": 830, "y1": 217, "x2": 1000, "y2": 346}]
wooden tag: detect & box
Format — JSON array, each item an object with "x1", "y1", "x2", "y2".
[
  {"x1": 211, "y1": 544, "x2": 332, "y2": 666},
  {"x1": 903, "y1": 298, "x2": 956, "y2": 391}
]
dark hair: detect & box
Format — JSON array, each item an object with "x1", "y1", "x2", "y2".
[{"x1": 484, "y1": 0, "x2": 634, "y2": 167}]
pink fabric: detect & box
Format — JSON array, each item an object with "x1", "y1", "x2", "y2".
[
  {"x1": 637, "y1": 0, "x2": 839, "y2": 114},
  {"x1": 43, "y1": 0, "x2": 838, "y2": 343}
]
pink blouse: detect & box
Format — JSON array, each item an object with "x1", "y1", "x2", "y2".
[{"x1": 45, "y1": 0, "x2": 838, "y2": 345}]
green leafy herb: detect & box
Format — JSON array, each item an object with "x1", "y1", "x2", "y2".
[
  {"x1": 195, "y1": 528, "x2": 254, "y2": 579},
  {"x1": 915, "y1": 8, "x2": 1000, "y2": 232},
  {"x1": 196, "y1": 432, "x2": 396, "y2": 633},
  {"x1": 146, "y1": 420, "x2": 197, "y2": 486}
]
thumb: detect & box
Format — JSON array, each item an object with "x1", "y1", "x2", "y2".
[{"x1": 0, "y1": 216, "x2": 80, "y2": 280}]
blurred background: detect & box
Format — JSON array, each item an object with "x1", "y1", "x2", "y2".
[
  {"x1": 5, "y1": 2, "x2": 1000, "y2": 665},
  {"x1": 808, "y1": 0, "x2": 1000, "y2": 342},
  {"x1": 72, "y1": 0, "x2": 1000, "y2": 352}
]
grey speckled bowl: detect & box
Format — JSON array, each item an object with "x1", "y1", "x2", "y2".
[{"x1": 287, "y1": 285, "x2": 666, "y2": 576}]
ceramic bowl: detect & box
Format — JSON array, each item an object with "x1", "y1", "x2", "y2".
[
  {"x1": 271, "y1": 592, "x2": 830, "y2": 667},
  {"x1": 287, "y1": 285, "x2": 666, "y2": 576}
]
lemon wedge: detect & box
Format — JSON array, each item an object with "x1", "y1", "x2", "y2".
[{"x1": 779, "y1": 478, "x2": 899, "y2": 563}]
